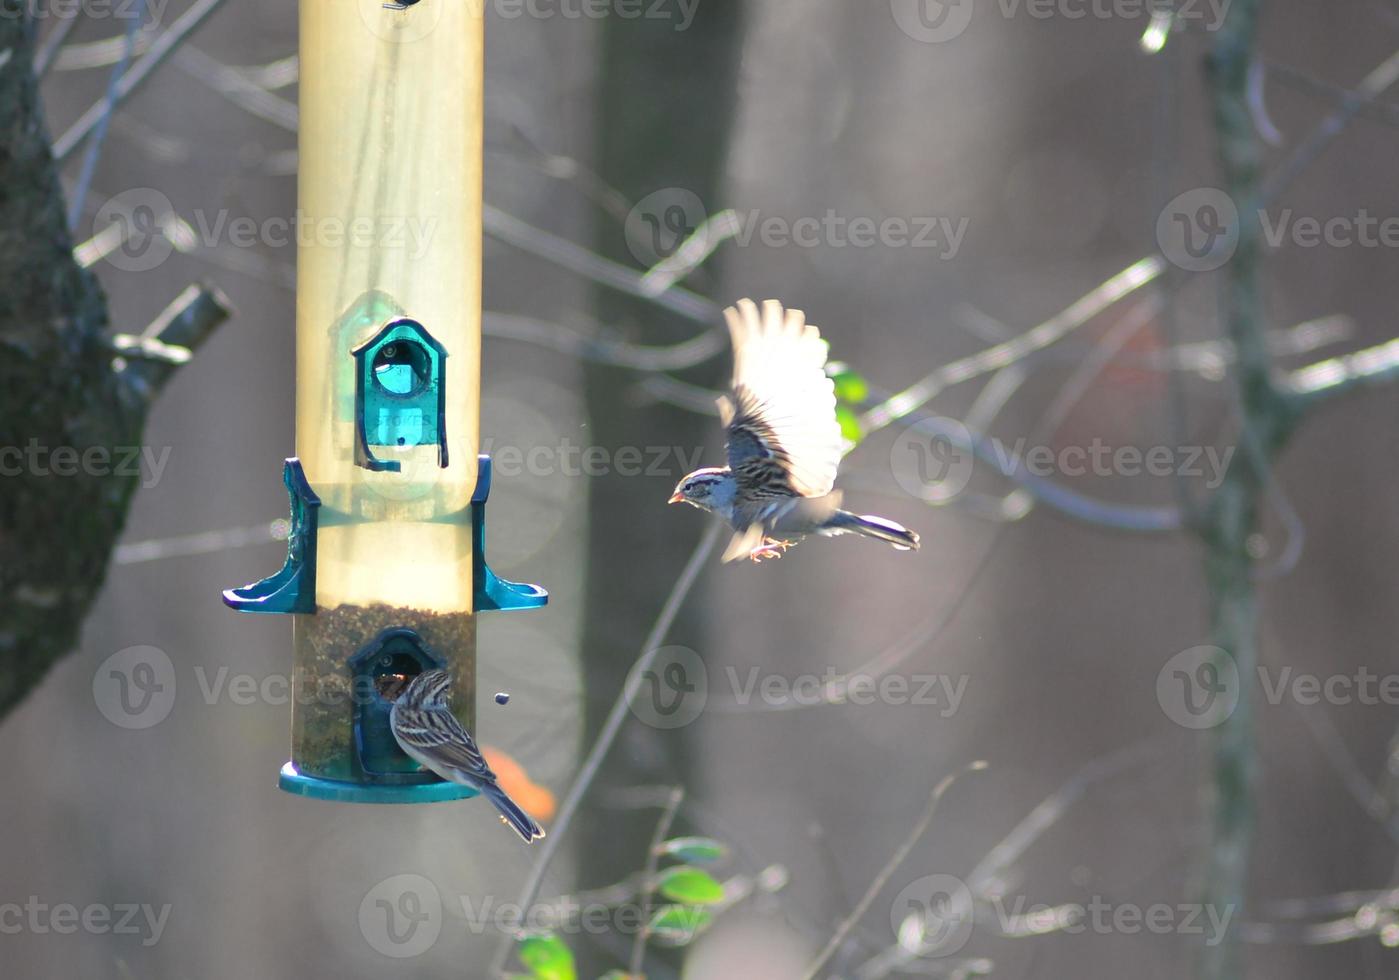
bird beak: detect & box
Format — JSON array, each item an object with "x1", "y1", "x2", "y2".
[{"x1": 668, "y1": 492, "x2": 683, "y2": 504}]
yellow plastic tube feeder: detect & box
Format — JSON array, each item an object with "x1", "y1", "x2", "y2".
[{"x1": 223, "y1": 0, "x2": 546, "y2": 803}]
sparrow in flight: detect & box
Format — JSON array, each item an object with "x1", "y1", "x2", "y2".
[{"x1": 669, "y1": 299, "x2": 920, "y2": 562}]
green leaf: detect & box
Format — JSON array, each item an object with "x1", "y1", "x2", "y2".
[
  {"x1": 835, "y1": 404, "x2": 863, "y2": 444},
  {"x1": 648, "y1": 904, "x2": 714, "y2": 947},
  {"x1": 596, "y1": 973, "x2": 637, "y2": 980},
  {"x1": 517, "y1": 933, "x2": 577, "y2": 980},
  {"x1": 656, "y1": 866, "x2": 725, "y2": 905},
  {"x1": 831, "y1": 368, "x2": 870, "y2": 405},
  {"x1": 658, "y1": 836, "x2": 728, "y2": 864}
]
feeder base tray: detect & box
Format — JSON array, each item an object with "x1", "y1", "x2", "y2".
[{"x1": 278, "y1": 761, "x2": 479, "y2": 803}]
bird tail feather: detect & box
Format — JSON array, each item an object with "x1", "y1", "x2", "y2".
[
  {"x1": 483, "y1": 783, "x2": 545, "y2": 842},
  {"x1": 827, "y1": 510, "x2": 920, "y2": 550}
]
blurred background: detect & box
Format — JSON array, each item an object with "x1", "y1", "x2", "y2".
[{"x1": 3, "y1": 1, "x2": 1398, "y2": 978}]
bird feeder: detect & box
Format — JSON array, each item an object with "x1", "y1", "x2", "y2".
[{"x1": 223, "y1": 0, "x2": 546, "y2": 803}]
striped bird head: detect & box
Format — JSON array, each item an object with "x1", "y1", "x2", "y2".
[
  {"x1": 395, "y1": 668, "x2": 454, "y2": 710},
  {"x1": 669, "y1": 467, "x2": 733, "y2": 513}
]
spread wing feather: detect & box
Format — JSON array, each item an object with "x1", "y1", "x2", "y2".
[{"x1": 718, "y1": 299, "x2": 843, "y2": 499}]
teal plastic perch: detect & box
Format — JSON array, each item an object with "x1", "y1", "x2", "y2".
[
  {"x1": 472, "y1": 455, "x2": 549, "y2": 612},
  {"x1": 221, "y1": 459, "x2": 320, "y2": 614},
  {"x1": 222, "y1": 454, "x2": 548, "y2": 615}
]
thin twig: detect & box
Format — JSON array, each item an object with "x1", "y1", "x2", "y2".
[
  {"x1": 47, "y1": 24, "x2": 156, "y2": 71},
  {"x1": 491, "y1": 522, "x2": 722, "y2": 978},
  {"x1": 114, "y1": 521, "x2": 281, "y2": 565},
  {"x1": 483, "y1": 311, "x2": 725, "y2": 371},
  {"x1": 52, "y1": 0, "x2": 231, "y2": 164},
  {"x1": 856, "y1": 739, "x2": 1168, "y2": 979},
  {"x1": 630, "y1": 786, "x2": 686, "y2": 976},
  {"x1": 974, "y1": 295, "x2": 1165, "y2": 530},
  {"x1": 965, "y1": 740, "x2": 1165, "y2": 898},
  {"x1": 800, "y1": 761, "x2": 988, "y2": 980},
  {"x1": 859, "y1": 257, "x2": 1165, "y2": 435},
  {"x1": 638, "y1": 210, "x2": 742, "y2": 296},
  {"x1": 31, "y1": 12, "x2": 76, "y2": 77},
  {"x1": 1259, "y1": 887, "x2": 1399, "y2": 922},
  {"x1": 707, "y1": 532, "x2": 1005, "y2": 714},
  {"x1": 67, "y1": 0, "x2": 145, "y2": 231},
  {"x1": 1259, "y1": 48, "x2": 1399, "y2": 205},
  {"x1": 172, "y1": 45, "x2": 298, "y2": 131},
  {"x1": 1286, "y1": 335, "x2": 1399, "y2": 402},
  {"x1": 483, "y1": 203, "x2": 718, "y2": 325},
  {"x1": 1267, "y1": 60, "x2": 1399, "y2": 131}
]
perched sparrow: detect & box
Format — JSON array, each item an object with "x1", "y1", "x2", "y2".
[
  {"x1": 388, "y1": 669, "x2": 545, "y2": 842},
  {"x1": 669, "y1": 298, "x2": 921, "y2": 562}
]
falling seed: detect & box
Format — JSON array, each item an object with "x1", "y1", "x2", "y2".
[{"x1": 495, "y1": 692, "x2": 510, "y2": 705}]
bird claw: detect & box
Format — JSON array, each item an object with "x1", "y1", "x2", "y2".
[{"x1": 747, "y1": 538, "x2": 797, "y2": 562}]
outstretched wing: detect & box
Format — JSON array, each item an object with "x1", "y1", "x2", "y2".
[{"x1": 719, "y1": 299, "x2": 843, "y2": 500}]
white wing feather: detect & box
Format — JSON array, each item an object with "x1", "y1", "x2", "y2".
[{"x1": 719, "y1": 299, "x2": 843, "y2": 498}]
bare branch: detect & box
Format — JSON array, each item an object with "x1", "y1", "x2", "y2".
[
  {"x1": 67, "y1": 0, "x2": 146, "y2": 230},
  {"x1": 708, "y1": 532, "x2": 1006, "y2": 715},
  {"x1": 859, "y1": 256, "x2": 1166, "y2": 435},
  {"x1": 1267, "y1": 60, "x2": 1399, "y2": 131},
  {"x1": 114, "y1": 521, "x2": 281, "y2": 566},
  {"x1": 638, "y1": 209, "x2": 742, "y2": 296},
  {"x1": 1260, "y1": 48, "x2": 1399, "y2": 205},
  {"x1": 483, "y1": 311, "x2": 725, "y2": 371},
  {"x1": 120, "y1": 282, "x2": 234, "y2": 401},
  {"x1": 31, "y1": 12, "x2": 77, "y2": 77},
  {"x1": 172, "y1": 45, "x2": 298, "y2": 131},
  {"x1": 48, "y1": 24, "x2": 157, "y2": 71},
  {"x1": 483, "y1": 203, "x2": 718, "y2": 324},
  {"x1": 52, "y1": 0, "x2": 231, "y2": 164},
  {"x1": 801, "y1": 762, "x2": 988, "y2": 980},
  {"x1": 630, "y1": 785, "x2": 686, "y2": 977},
  {"x1": 1286, "y1": 335, "x2": 1399, "y2": 403},
  {"x1": 492, "y1": 522, "x2": 723, "y2": 978}
]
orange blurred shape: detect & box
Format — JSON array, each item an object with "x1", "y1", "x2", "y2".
[{"x1": 481, "y1": 745, "x2": 557, "y2": 824}]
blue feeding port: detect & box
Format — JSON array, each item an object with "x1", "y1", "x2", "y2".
[{"x1": 352, "y1": 318, "x2": 448, "y2": 473}]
